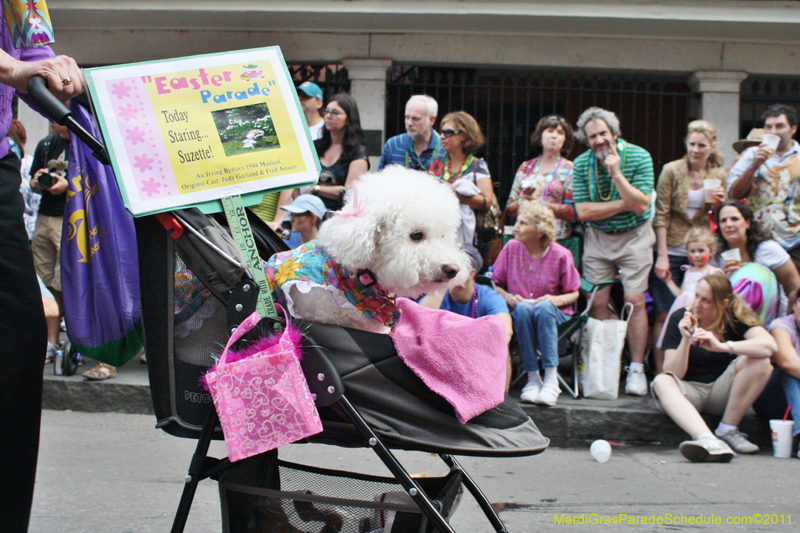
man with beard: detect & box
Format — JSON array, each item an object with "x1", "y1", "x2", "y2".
[
  {"x1": 727, "y1": 104, "x2": 800, "y2": 272},
  {"x1": 378, "y1": 94, "x2": 441, "y2": 171},
  {"x1": 572, "y1": 107, "x2": 655, "y2": 396}
]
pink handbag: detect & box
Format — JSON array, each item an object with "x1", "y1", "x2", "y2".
[{"x1": 203, "y1": 307, "x2": 323, "y2": 462}]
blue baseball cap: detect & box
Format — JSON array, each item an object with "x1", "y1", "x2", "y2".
[
  {"x1": 281, "y1": 194, "x2": 327, "y2": 220},
  {"x1": 297, "y1": 81, "x2": 323, "y2": 100}
]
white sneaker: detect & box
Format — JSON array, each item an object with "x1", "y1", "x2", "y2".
[
  {"x1": 624, "y1": 366, "x2": 648, "y2": 396},
  {"x1": 679, "y1": 436, "x2": 734, "y2": 463},
  {"x1": 716, "y1": 429, "x2": 759, "y2": 454},
  {"x1": 535, "y1": 384, "x2": 561, "y2": 406},
  {"x1": 520, "y1": 380, "x2": 542, "y2": 403},
  {"x1": 45, "y1": 343, "x2": 59, "y2": 365}
]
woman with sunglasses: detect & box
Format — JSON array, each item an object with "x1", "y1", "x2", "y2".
[
  {"x1": 430, "y1": 110, "x2": 493, "y2": 269},
  {"x1": 309, "y1": 93, "x2": 369, "y2": 211},
  {"x1": 506, "y1": 115, "x2": 576, "y2": 240}
]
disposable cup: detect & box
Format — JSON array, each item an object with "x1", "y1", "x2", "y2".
[
  {"x1": 769, "y1": 420, "x2": 794, "y2": 458},
  {"x1": 720, "y1": 248, "x2": 741, "y2": 267},
  {"x1": 703, "y1": 178, "x2": 721, "y2": 203},
  {"x1": 762, "y1": 134, "x2": 780, "y2": 152},
  {"x1": 590, "y1": 439, "x2": 611, "y2": 463}
]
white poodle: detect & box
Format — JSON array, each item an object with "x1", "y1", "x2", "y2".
[
  {"x1": 241, "y1": 129, "x2": 264, "y2": 149},
  {"x1": 266, "y1": 166, "x2": 471, "y2": 333}
]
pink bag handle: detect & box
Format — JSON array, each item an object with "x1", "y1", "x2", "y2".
[{"x1": 217, "y1": 304, "x2": 291, "y2": 366}]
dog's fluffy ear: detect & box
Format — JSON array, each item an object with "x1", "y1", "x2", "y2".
[{"x1": 317, "y1": 210, "x2": 380, "y2": 270}]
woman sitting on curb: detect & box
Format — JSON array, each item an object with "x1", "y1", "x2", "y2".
[{"x1": 652, "y1": 274, "x2": 775, "y2": 463}]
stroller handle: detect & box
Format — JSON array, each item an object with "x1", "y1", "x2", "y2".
[{"x1": 27, "y1": 76, "x2": 110, "y2": 165}]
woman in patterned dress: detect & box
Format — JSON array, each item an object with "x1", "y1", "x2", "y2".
[{"x1": 506, "y1": 115, "x2": 576, "y2": 240}]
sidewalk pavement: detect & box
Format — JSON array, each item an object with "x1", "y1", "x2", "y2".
[{"x1": 42, "y1": 354, "x2": 772, "y2": 447}]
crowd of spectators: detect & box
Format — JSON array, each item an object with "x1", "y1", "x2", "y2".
[
  {"x1": 2, "y1": 5, "x2": 785, "y2": 530},
  {"x1": 8, "y1": 82, "x2": 800, "y2": 531},
  {"x1": 270, "y1": 88, "x2": 800, "y2": 464}
]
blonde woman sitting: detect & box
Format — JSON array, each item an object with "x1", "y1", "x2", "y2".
[
  {"x1": 492, "y1": 201, "x2": 580, "y2": 406},
  {"x1": 652, "y1": 274, "x2": 775, "y2": 463}
]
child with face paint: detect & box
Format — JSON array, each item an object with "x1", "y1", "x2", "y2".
[{"x1": 656, "y1": 226, "x2": 724, "y2": 349}]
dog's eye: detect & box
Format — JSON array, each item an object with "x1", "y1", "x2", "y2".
[{"x1": 410, "y1": 231, "x2": 424, "y2": 242}]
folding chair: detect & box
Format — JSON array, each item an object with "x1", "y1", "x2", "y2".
[{"x1": 551, "y1": 235, "x2": 618, "y2": 398}]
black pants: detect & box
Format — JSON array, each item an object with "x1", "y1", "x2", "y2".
[{"x1": 0, "y1": 151, "x2": 47, "y2": 532}]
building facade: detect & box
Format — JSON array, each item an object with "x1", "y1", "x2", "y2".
[{"x1": 24, "y1": 1, "x2": 800, "y2": 201}]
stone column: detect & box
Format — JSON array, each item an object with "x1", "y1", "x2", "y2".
[
  {"x1": 689, "y1": 71, "x2": 748, "y2": 167},
  {"x1": 342, "y1": 58, "x2": 391, "y2": 170}
]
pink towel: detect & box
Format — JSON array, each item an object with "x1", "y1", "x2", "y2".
[{"x1": 390, "y1": 298, "x2": 507, "y2": 423}]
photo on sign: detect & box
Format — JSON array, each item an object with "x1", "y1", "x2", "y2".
[{"x1": 211, "y1": 102, "x2": 280, "y2": 157}]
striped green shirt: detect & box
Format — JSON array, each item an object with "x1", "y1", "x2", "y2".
[
  {"x1": 572, "y1": 141, "x2": 653, "y2": 232},
  {"x1": 249, "y1": 191, "x2": 280, "y2": 223}
]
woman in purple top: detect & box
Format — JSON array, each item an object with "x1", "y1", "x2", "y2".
[
  {"x1": 493, "y1": 200, "x2": 580, "y2": 406},
  {"x1": 0, "y1": 9, "x2": 84, "y2": 531}
]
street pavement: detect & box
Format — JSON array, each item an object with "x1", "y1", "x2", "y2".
[
  {"x1": 40, "y1": 354, "x2": 773, "y2": 447},
  {"x1": 30, "y1": 410, "x2": 798, "y2": 533}
]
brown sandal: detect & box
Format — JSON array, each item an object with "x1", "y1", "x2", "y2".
[{"x1": 83, "y1": 363, "x2": 116, "y2": 381}]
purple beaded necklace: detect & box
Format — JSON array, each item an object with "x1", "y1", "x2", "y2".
[{"x1": 470, "y1": 286, "x2": 478, "y2": 318}]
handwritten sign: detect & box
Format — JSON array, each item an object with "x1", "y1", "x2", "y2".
[{"x1": 85, "y1": 47, "x2": 319, "y2": 216}]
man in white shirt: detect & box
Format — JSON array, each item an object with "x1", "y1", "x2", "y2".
[
  {"x1": 728, "y1": 104, "x2": 800, "y2": 270},
  {"x1": 297, "y1": 81, "x2": 324, "y2": 140}
]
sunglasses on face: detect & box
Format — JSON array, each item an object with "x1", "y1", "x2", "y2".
[
  {"x1": 440, "y1": 129, "x2": 463, "y2": 138},
  {"x1": 323, "y1": 108, "x2": 344, "y2": 116}
]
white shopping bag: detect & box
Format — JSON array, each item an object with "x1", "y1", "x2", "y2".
[{"x1": 579, "y1": 303, "x2": 633, "y2": 400}]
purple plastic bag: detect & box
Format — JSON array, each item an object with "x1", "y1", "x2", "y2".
[{"x1": 60, "y1": 101, "x2": 142, "y2": 366}]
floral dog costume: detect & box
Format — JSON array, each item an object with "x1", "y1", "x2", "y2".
[{"x1": 264, "y1": 240, "x2": 401, "y2": 329}]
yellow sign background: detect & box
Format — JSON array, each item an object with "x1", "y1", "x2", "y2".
[{"x1": 143, "y1": 61, "x2": 307, "y2": 194}]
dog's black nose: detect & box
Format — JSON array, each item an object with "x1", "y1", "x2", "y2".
[{"x1": 441, "y1": 264, "x2": 460, "y2": 279}]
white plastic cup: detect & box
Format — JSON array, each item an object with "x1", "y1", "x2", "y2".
[
  {"x1": 703, "y1": 178, "x2": 721, "y2": 203},
  {"x1": 720, "y1": 248, "x2": 741, "y2": 268},
  {"x1": 590, "y1": 439, "x2": 612, "y2": 463},
  {"x1": 770, "y1": 420, "x2": 794, "y2": 458},
  {"x1": 762, "y1": 134, "x2": 780, "y2": 152}
]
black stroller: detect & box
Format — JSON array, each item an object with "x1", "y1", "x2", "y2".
[{"x1": 31, "y1": 80, "x2": 549, "y2": 533}]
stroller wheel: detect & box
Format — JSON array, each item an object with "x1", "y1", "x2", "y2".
[{"x1": 61, "y1": 340, "x2": 81, "y2": 376}]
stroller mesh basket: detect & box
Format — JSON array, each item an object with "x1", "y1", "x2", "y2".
[{"x1": 221, "y1": 460, "x2": 463, "y2": 533}]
